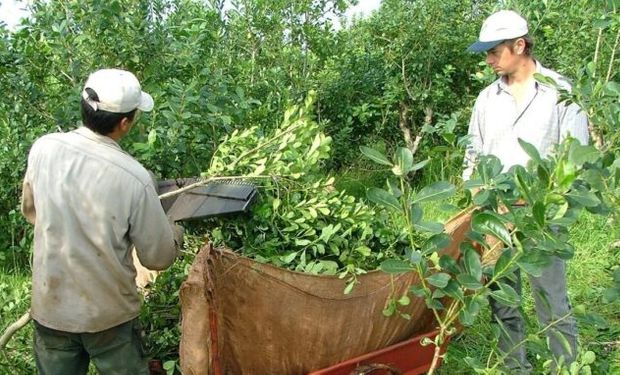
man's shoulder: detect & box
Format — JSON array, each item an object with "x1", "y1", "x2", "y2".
[
  {"x1": 30, "y1": 131, "x2": 71, "y2": 154},
  {"x1": 537, "y1": 64, "x2": 572, "y2": 91},
  {"x1": 475, "y1": 79, "x2": 502, "y2": 102},
  {"x1": 32, "y1": 130, "x2": 152, "y2": 189}
]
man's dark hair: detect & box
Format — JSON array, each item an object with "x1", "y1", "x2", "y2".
[
  {"x1": 80, "y1": 88, "x2": 136, "y2": 135},
  {"x1": 506, "y1": 34, "x2": 534, "y2": 56}
]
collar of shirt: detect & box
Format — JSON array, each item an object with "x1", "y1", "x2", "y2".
[
  {"x1": 494, "y1": 60, "x2": 554, "y2": 95},
  {"x1": 73, "y1": 126, "x2": 125, "y2": 153}
]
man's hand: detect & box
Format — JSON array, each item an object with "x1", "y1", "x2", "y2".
[{"x1": 172, "y1": 222, "x2": 185, "y2": 252}]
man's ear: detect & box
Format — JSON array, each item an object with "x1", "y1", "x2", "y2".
[
  {"x1": 515, "y1": 38, "x2": 526, "y2": 55},
  {"x1": 119, "y1": 116, "x2": 133, "y2": 133}
]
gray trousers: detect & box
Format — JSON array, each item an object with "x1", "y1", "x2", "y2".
[
  {"x1": 490, "y1": 256, "x2": 578, "y2": 373},
  {"x1": 33, "y1": 318, "x2": 149, "y2": 375}
]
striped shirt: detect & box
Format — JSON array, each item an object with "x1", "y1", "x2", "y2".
[{"x1": 463, "y1": 61, "x2": 589, "y2": 180}]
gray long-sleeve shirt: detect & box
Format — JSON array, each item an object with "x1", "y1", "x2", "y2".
[
  {"x1": 22, "y1": 126, "x2": 177, "y2": 332},
  {"x1": 463, "y1": 61, "x2": 589, "y2": 180}
]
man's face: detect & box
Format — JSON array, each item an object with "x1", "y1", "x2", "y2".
[{"x1": 485, "y1": 41, "x2": 519, "y2": 76}]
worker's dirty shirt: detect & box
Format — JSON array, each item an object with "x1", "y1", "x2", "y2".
[
  {"x1": 463, "y1": 61, "x2": 589, "y2": 180},
  {"x1": 21, "y1": 126, "x2": 177, "y2": 333}
]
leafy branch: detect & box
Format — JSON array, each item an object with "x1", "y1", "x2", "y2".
[{"x1": 361, "y1": 137, "x2": 620, "y2": 374}]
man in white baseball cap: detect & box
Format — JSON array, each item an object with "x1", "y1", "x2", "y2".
[
  {"x1": 21, "y1": 68, "x2": 182, "y2": 374},
  {"x1": 463, "y1": 10, "x2": 588, "y2": 374},
  {"x1": 467, "y1": 10, "x2": 529, "y2": 53}
]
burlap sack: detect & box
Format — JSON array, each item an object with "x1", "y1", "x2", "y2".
[{"x1": 179, "y1": 210, "x2": 473, "y2": 375}]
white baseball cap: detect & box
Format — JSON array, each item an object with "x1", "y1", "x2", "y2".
[
  {"x1": 467, "y1": 10, "x2": 528, "y2": 53},
  {"x1": 82, "y1": 69, "x2": 154, "y2": 113}
]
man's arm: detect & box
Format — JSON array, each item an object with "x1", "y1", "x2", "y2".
[
  {"x1": 129, "y1": 184, "x2": 181, "y2": 270},
  {"x1": 463, "y1": 97, "x2": 484, "y2": 181},
  {"x1": 559, "y1": 100, "x2": 589, "y2": 146},
  {"x1": 21, "y1": 179, "x2": 36, "y2": 225}
]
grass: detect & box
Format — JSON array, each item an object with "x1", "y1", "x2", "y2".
[
  {"x1": 438, "y1": 213, "x2": 620, "y2": 374},
  {"x1": 0, "y1": 272, "x2": 33, "y2": 374}
]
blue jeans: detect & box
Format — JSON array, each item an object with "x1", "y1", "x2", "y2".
[{"x1": 490, "y1": 256, "x2": 578, "y2": 374}]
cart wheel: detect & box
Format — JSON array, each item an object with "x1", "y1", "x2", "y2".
[{"x1": 349, "y1": 363, "x2": 403, "y2": 375}]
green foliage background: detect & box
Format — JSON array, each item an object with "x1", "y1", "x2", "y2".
[{"x1": 0, "y1": 0, "x2": 618, "y2": 373}]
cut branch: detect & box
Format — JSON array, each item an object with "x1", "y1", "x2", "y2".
[{"x1": 0, "y1": 311, "x2": 31, "y2": 350}]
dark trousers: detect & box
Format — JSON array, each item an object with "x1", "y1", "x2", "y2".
[
  {"x1": 33, "y1": 318, "x2": 149, "y2": 375},
  {"x1": 490, "y1": 257, "x2": 578, "y2": 374}
]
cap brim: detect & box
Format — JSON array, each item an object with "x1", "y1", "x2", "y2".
[
  {"x1": 138, "y1": 92, "x2": 154, "y2": 112},
  {"x1": 467, "y1": 39, "x2": 503, "y2": 53}
]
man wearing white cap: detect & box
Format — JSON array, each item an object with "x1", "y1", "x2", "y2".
[
  {"x1": 21, "y1": 69, "x2": 182, "y2": 374},
  {"x1": 463, "y1": 10, "x2": 588, "y2": 374}
]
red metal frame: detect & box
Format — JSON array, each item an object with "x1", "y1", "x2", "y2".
[{"x1": 309, "y1": 330, "x2": 448, "y2": 375}]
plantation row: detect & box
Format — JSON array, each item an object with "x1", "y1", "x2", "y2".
[
  {"x1": 1, "y1": 0, "x2": 618, "y2": 269},
  {"x1": 0, "y1": 0, "x2": 619, "y2": 374}
]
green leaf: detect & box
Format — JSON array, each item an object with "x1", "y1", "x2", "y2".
[
  {"x1": 459, "y1": 308, "x2": 475, "y2": 327},
  {"x1": 354, "y1": 246, "x2": 372, "y2": 257},
  {"x1": 421, "y1": 233, "x2": 452, "y2": 255},
  {"x1": 457, "y1": 274, "x2": 483, "y2": 290},
  {"x1": 164, "y1": 360, "x2": 177, "y2": 375},
  {"x1": 443, "y1": 280, "x2": 464, "y2": 301},
  {"x1": 602, "y1": 288, "x2": 619, "y2": 303},
  {"x1": 471, "y1": 212, "x2": 512, "y2": 246},
  {"x1": 545, "y1": 193, "x2": 569, "y2": 220},
  {"x1": 493, "y1": 249, "x2": 515, "y2": 278},
  {"x1": 565, "y1": 189, "x2": 600, "y2": 207},
  {"x1": 426, "y1": 273, "x2": 451, "y2": 288},
  {"x1": 463, "y1": 178, "x2": 484, "y2": 190},
  {"x1": 514, "y1": 166, "x2": 534, "y2": 204},
  {"x1": 472, "y1": 189, "x2": 491, "y2": 206},
  {"x1": 344, "y1": 281, "x2": 355, "y2": 295},
  {"x1": 295, "y1": 239, "x2": 311, "y2": 246},
  {"x1": 409, "y1": 158, "x2": 430, "y2": 172},
  {"x1": 537, "y1": 165, "x2": 550, "y2": 187},
  {"x1": 439, "y1": 255, "x2": 459, "y2": 274},
  {"x1": 569, "y1": 143, "x2": 600, "y2": 166},
  {"x1": 459, "y1": 297, "x2": 482, "y2": 326},
  {"x1": 477, "y1": 155, "x2": 503, "y2": 181},
  {"x1": 462, "y1": 245, "x2": 482, "y2": 280},
  {"x1": 360, "y1": 146, "x2": 392, "y2": 166},
  {"x1": 533, "y1": 201, "x2": 546, "y2": 227},
  {"x1": 410, "y1": 203, "x2": 423, "y2": 224},
  {"x1": 414, "y1": 221, "x2": 444, "y2": 234},
  {"x1": 549, "y1": 328, "x2": 573, "y2": 358},
  {"x1": 604, "y1": 81, "x2": 620, "y2": 95},
  {"x1": 408, "y1": 250, "x2": 422, "y2": 264},
  {"x1": 593, "y1": 18, "x2": 612, "y2": 29},
  {"x1": 280, "y1": 252, "x2": 298, "y2": 264},
  {"x1": 518, "y1": 139, "x2": 542, "y2": 164},
  {"x1": 383, "y1": 299, "x2": 396, "y2": 316},
  {"x1": 582, "y1": 169, "x2": 605, "y2": 191},
  {"x1": 425, "y1": 297, "x2": 444, "y2": 310},
  {"x1": 490, "y1": 282, "x2": 521, "y2": 307},
  {"x1": 582, "y1": 351, "x2": 596, "y2": 365},
  {"x1": 413, "y1": 181, "x2": 456, "y2": 204},
  {"x1": 380, "y1": 259, "x2": 414, "y2": 274},
  {"x1": 367, "y1": 187, "x2": 401, "y2": 211},
  {"x1": 517, "y1": 251, "x2": 552, "y2": 277},
  {"x1": 395, "y1": 147, "x2": 414, "y2": 175},
  {"x1": 398, "y1": 295, "x2": 411, "y2": 306},
  {"x1": 534, "y1": 73, "x2": 558, "y2": 87},
  {"x1": 409, "y1": 283, "x2": 427, "y2": 297}
]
